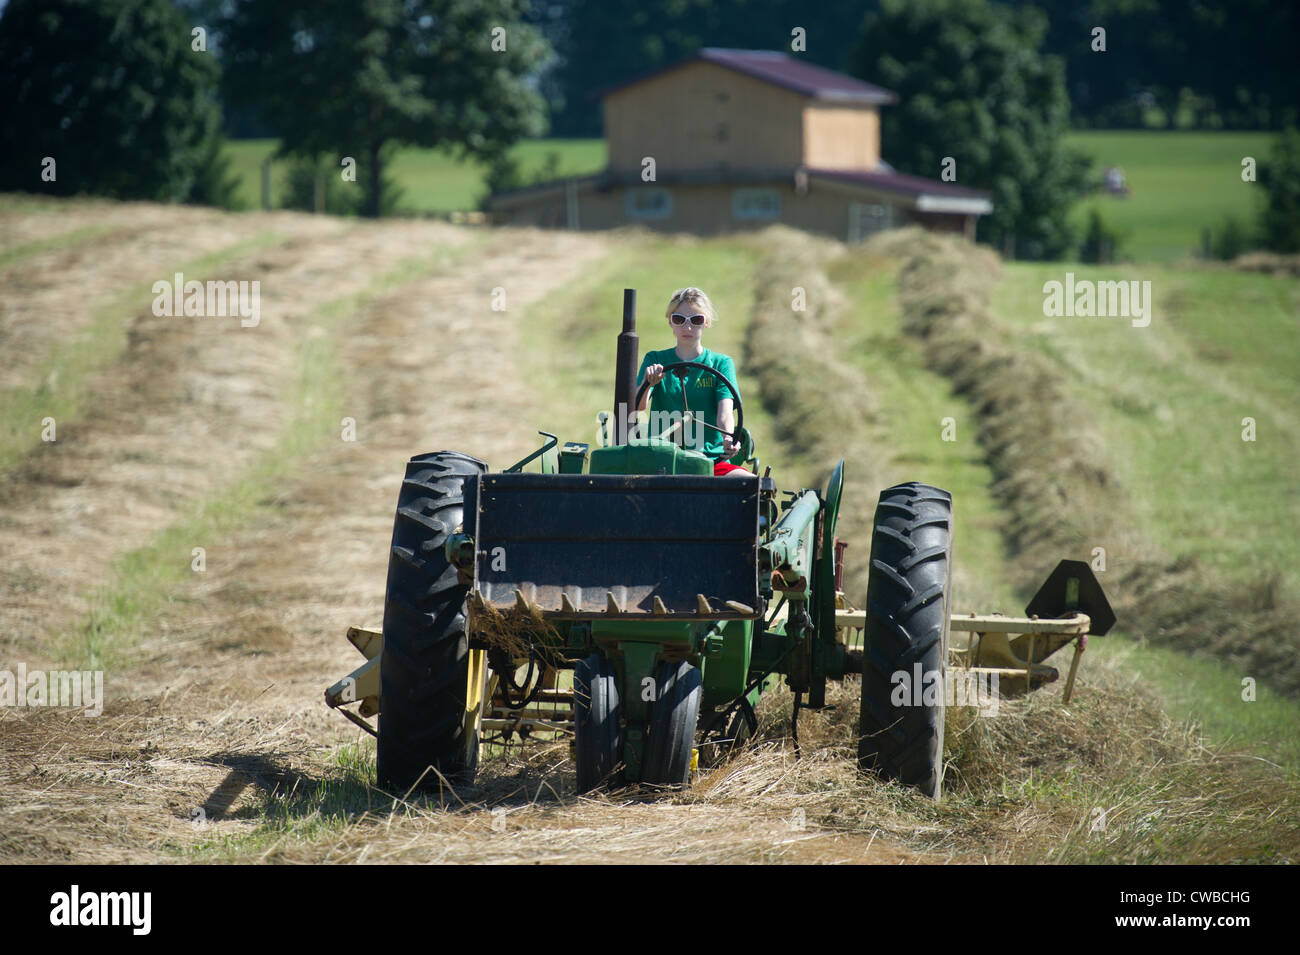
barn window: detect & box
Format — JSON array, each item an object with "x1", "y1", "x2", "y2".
[
  {"x1": 732, "y1": 188, "x2": 781, "y2": 221},
  {"x1": 625, "y1": 188, "x2": 672, "y2": 220},
  {"x1": 847, "y1": 202, "x2": 893, "y2": 242}
]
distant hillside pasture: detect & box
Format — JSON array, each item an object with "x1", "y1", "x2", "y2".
[
  {"x1": 225, "y1": 138, "x2": 607, "y2": 213},
  {"x1": 1065, "y1": 131, "x2": 1273, "y2": 261}
]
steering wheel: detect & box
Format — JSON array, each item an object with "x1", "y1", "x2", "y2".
[{"x1": 633, "y1": 360, "x2": 745, "y2": 458}]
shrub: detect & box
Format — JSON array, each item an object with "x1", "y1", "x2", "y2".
[{"x1": 1078, "y1": 207, "x2": 1126, "y2": 263}]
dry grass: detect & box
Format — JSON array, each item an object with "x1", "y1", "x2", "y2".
[
  {"x1": 3, "y1": 201, "x2": 1295, "y2": 865},
  {"x1": 1230, "y1": 252, "x2": 1300, "y2": 277},
  {"x1": 0, "y1": 697, "x2": 320, "y2": 864},
  {"x1": 10, "y1": 653, "x2": 1285, "y2": 864},
  {"x1": 467, "y1": 600, "x2": 561, "y2": 659}
]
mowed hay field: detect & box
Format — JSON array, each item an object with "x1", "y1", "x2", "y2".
[{"x1": 1, "y1": 196, "x2": 1297, "y2": 864}]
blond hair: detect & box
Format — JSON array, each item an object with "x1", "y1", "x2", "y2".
[{"x1": 666, "y1": 287, "x2": 717, "y2": 326}]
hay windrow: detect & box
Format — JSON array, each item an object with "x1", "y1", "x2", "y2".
[
  {"x1": 740, "y1": 226, "x2": 891, "y2": 599},
  {"x1": 1229, "y1": 251, "x2": 1300, "y2": 277},
  {"x1": 867, "y1": 228, "x2": 1300, "y2": 696}
]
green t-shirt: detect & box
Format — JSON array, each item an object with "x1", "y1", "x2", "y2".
[{"x1": 636, "y1": 347, "x2": 741, "y2": 459}]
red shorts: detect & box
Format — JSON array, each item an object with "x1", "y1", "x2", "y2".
[{"x1": 713, "y1": 461, "x2": 749, "y2": 476}]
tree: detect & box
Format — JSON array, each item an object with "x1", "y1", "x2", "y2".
[
  {"x1": 218, "y1": 0, "x2": 550, "y2": 217},
  {"x1": 1258, "y1": 128, "x2": 1300, "y2": 254},
  {"x1": 0, "y1": 0, "x2": 225, "y2": 202},
  {"x1": 1013, "y1": 0, "x2": 1300, "y2": 130},
  {"x1": 851, "y1": 0, "x2": 1091, "y2": 259}
]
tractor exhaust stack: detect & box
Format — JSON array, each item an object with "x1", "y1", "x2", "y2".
[{"x1": 613, "y1": 288, "x2": 638, "y2": 445}]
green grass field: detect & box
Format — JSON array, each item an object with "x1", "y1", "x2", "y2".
[
  {"x1": 991, "y1": 259, "x2": 1300, "y2": 770},
  {"x1": 225, "y1": 138, "x2": 607, "y2": 214},
  {"x1": 826, "y1": 251, "x2": 1017, "y2": 614},
  {"x1": 476, "y1": 222, "x2": 1300, "y2": 773},
  {"x1": 221, "y1": 131, "x2": 1274, "y2": 262},
  {"x1": 993, "y1": 261, "x2": 1300, "y2": 590},
  {"x1": 1064, "y1": 131, "x2": 1274, "y2": 261}
]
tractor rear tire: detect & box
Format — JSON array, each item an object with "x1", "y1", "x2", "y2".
[
  {"x1": 857, "y1": 482, "x2": 953, "y2": 799},
  {"x1": 642, "y1": 660, "x2": 703, "y2": 786},
  {"x1": 574, "y1": 654, "x2": 622, "y2": 794},
  {"x1": 377, "y1": 450, "x2": 488, "y2": 793}
]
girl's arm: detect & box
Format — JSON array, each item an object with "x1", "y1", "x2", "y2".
[{"x1": 717, "y1": 397, "x2": 738, "y2": 456}]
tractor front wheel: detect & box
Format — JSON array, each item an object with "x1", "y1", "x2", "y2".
[
  {"x1": 857, "y1": 481, "x2": 953, "y2": 799},
  {"x1": 641, "y1": 660, "x2": 703, "y2": 786},
  {"x1": 574, "y1": 654, "x2": 623, "y2": 794}
]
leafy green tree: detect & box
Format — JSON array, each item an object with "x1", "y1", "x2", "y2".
[
  {"x1": 1012, "y1": 0, "x2": 1299, "y2": 130},
  {"x1": 851, "y1": 0, "x2": 1090, "y2": 259},
  {"x1": 0, "y1": 0, "x2": 225, "y2": 202},
  {"x1": 218, "y1": 0, "x2": 550, "y2": 217},
  {"x1": 1258, "y1": 128, "x2": 1300, "y2": 254},
  {"x1": 190, "y1": 133, "x2": 244, "y2": 210}
]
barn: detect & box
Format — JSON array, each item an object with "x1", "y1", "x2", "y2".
[{"x1": 485, "y1": 47, "x2": 992, "y2": 241}]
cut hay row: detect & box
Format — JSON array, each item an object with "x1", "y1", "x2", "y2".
[
  {"x1": 741, "y1": 227, "x2": 890, "y2": 601},
  {"x1": 724, "y1": 226, "x2": 1298, "y2": 862},
  {"x1": 868, "y1": 228, "x2": 1300, "y2": 697}
]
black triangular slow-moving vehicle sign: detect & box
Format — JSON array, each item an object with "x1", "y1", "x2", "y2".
[{"x1": 1025, "y1": 559, "x2": 1116, "y2": 635}]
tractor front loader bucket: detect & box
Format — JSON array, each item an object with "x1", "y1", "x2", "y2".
[{"x1": 467, "y1": 472, "x2": 762, "y2": 620}]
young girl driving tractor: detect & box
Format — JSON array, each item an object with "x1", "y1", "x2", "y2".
[{"x1": 635, "y1": 287, "x2": 749, "y2": 477}]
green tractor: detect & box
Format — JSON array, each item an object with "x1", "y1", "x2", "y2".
[{"x1": 327, "y1": 290, "x2": 1113, "y2": 800}]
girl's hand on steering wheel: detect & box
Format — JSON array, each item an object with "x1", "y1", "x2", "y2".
[
  {"x1": 722, "y1": 432, "x2": 740, "y2": 456},
  {"x1": 644, "y1": 363, "x2": 665, "y2": 386}
]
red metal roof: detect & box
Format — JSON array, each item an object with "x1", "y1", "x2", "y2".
[
  {"x1": 593, "y1": 47, "x2": 896, "y2": 104},
  {"x1": 808, "y1": 167, "x2": 991, "y2": 200}
]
